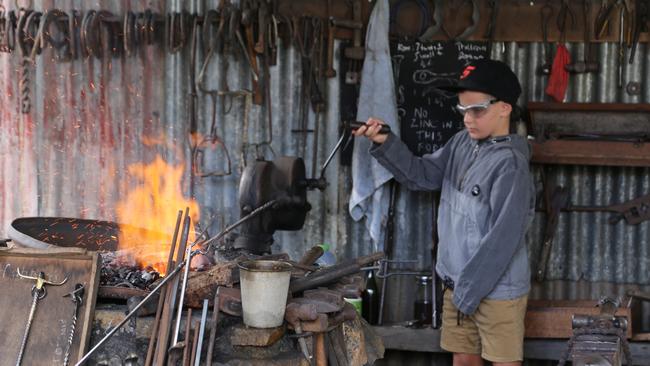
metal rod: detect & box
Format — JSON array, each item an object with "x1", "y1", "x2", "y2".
[
  {"x1": 378, "y1": 182, "x2": 397, "y2": 325},
  {"x1": 145, "y1": 210, "x2": 183, "y2": 366},
  {"x1": 194, "y1": 299, "x2": 209, "y2": 366},
  {"x1": 200, "y1": 199, "x2": 278, "y2": 249},
  {"x1": 173, "y1": 243, "x2": 194, "y2": 345},
  {"x1": 75, "y1": 259, "x2": 188, "y2": 366},
  {"x1": 182, "y1": 308, "x2": 193, "y2": 366},
  {"x1": 205, "y1": 289, "x2": 220, "y2": 366},
  {"x1": 319, "y1": 132, "x2": 348, "y2": 179}
]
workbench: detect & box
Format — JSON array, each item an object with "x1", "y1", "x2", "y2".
[{"x1": 373, "y1": 326, "x2": 650, "y2": 364}]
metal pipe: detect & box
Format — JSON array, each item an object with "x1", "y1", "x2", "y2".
[
  {"x1": 194, "y1": 299, "x2": 209, "y2": 366},
  {"x1": 200, "y1": 199, "x2": 278, "y2": 249},
  {"x1": 173, "y1": 244, "x2": 194, "y2": 345}
]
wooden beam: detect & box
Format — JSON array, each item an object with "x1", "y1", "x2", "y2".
[
  {"x1": 531, "y1": 140, "x2": 650, "y2": 167},
  {"x1": 373, "y1": 326, "x2": 650, "y2": 364},
  {"x1": 277, "y1": 0, "x2": 649, "y2": 43}
]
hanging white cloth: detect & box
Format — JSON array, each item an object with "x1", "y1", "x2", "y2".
[{"x1": 349, "y1": 0, "x2": 399, "y2": 247}]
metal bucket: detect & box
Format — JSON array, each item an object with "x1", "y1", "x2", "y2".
[{"x1": 238, "y1": 260, "x2": 292, "y2": 328}]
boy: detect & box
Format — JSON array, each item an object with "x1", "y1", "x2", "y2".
[{"x1": 354, "y1": 59, "x2": 535, "y2": 365}]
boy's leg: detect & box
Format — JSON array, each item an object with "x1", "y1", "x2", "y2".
[
  {"x1": 440, "y1": 291, "x2": 482, "y2": 358},
  {"x1": 493, "y1": 362, "x2": 521, "y2": 366},
  {"x1": 453, "y1": 353, "x2": 483, "y2": 366},
  {"x1": 473, "y1": 295, "x2": 528, "y2": 363}
]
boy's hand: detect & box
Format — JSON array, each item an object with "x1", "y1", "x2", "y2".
[{"x1": 352, "y1": 117, "x2": 389, "y2": 144}]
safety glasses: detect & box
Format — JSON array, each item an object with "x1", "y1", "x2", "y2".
[{"x1": 455, "y1": 99, "x2": 499, "y2": 119}]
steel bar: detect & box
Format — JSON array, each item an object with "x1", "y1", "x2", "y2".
[
  {"x1": 182, "y1": 308, "x2": 193, "y2": 366},
  {"x1": 200, "y1": 199, "x2": 278, "y2": 249},
  {"x1": 189, "y1": 321, "x2": 200, "y2": 366},
  {"x1": 153, "y1": 209, "x2": 191, "y2": 365},
  {"x1": 290, "y1": 252, "x2": 384, "y2": 293},
  {"x1": 144, "y1": 210, "x2": 183, "y2": 366},
  {"x1": 173, "y1": 243, "x2": 194, "y2": 345},
  {"x1": 194, "y1": 299, "x2": 209, "y2": 366},
  {"x1": 205, "y1": 289, "x2": 220, "y2": 366}
]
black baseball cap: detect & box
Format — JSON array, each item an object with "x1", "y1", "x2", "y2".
[{"x1": 441, "y1": 59, "x2": 522, "y2": 106}]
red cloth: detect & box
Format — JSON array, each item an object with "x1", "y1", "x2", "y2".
[{"x1": 545, "y1": 44, "x2": 571, "y2": 102}]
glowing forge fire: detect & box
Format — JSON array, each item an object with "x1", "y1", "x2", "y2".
[{"x1": 115, "y1": 156, "x2": 200, "y2": 274}]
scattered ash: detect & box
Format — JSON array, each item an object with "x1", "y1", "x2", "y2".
[{"x1": 100, "y1": 252, "x2": 161, "y2": 290}]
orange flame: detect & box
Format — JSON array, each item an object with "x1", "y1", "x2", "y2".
[{"x1": 116, "y1": 156, "x2": 199, "y2": 274}]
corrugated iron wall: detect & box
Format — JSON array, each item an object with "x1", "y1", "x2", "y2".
[{"x1": 0, "y1": 1, "x2": 649, "y2": 363}]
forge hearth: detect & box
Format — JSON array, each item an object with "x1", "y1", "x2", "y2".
[{"x1": 7, "y1": 216, "x2": 242, "y2": 299}]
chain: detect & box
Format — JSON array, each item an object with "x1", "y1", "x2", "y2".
[
  {"x1": 19, "y1": 57, "x2": 30, "y2": 114},
  {"x1": 558, "y1": 325, "x2": 633, "y2": 366}
]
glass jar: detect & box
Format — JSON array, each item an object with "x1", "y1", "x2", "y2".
[{"x1": 414, "y1": 275, "x2": 433, "y2": 326}]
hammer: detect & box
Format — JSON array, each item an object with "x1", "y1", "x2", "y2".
[{"x1": 343, "y1": 0, "x2": 364, "y2": 61}]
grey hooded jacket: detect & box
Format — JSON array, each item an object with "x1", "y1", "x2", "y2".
[{"x1": 370, "y1": 130, "x2": 535, "y2": 315}]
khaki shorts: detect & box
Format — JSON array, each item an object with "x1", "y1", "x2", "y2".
[{"x1": 440, "y1": 290, "x2": 528, "y2": 362}]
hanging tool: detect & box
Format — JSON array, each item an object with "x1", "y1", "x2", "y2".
[
  {"x1": 618, "y1": 1, "x2": 629, "y2": 88},
  {"x1": 242, "y1": 0, "x2": 264, "y2": 104},
  {"x1": 16, "y1": 270, "x2": 68, "y2": 366},
  {"x1": 565, "y1": 0, "x2": 600, "y2": 73},
  {"x1": 194, "y1": 9, "x2": 235, "y2": 178},
  {"x1": 538, "y1": 2, "x2": 554, "y2": 75},
  {"x1": 16, "y1": 8, "x2": 36, "y2": 114},
  {"x1": 546, "y1": 1, "x2": 572, "y2": 102},
  {"x1": 440, "y1": 0, "x2": 480, "y2": 40},
  {"x1": 484, "y1": 0, "x2": 499, "y2": 55},
  {"x1": 344, "y1": 0, "x2": 364, "y2": 61},
  {"x1": 595, "y1": 0, "x2": 618, "y2": 39},
  {"x1": 564, "y1": 192, "x2": 650, "y2": 225},
  {"x1": 325, "y1": 0, "x2": 336, "y2": 78},
  {"x1": 1, "y1": 10, "x2": 16, "y2": 53},
  {"x1": 418, "y1": 0, "x2": 443, "y2": 41},
  {"x1": 330, "y1": 1, "x2": 363, "y2": 83},
  {"x1": 255, "y1": 0, "x2": 268, "y2": 55},
  {"x1": 629, "y1": 0, "x2": 648, "y2": 63},
  {"x1": 536, "y1": 185, "x2": 568, "y2": 282},
  {"x1": 63, "y1": 284, "x2": 85, "y2": 366}
]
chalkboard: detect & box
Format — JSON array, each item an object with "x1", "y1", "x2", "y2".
[{"x1": 390, "y1": 40, "x2": 489, "y2": 156}]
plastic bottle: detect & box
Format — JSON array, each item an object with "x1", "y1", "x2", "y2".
[
  {"x1": 362, "y1": 269, "x2": 379, "y2": 325},
  {"x1": 314, "y1": 243, "x2": 336, "y2": 267}
]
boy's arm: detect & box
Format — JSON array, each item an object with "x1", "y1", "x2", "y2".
[
  {"x1": 452, "y1": 166, "x2": 533, "y2": 315},
  {"x1": 369, "y1": 133, "x2": 453, "y2": 191}
]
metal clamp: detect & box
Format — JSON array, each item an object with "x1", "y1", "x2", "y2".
[{"x1": 374, "y1": 259, "x2": 421, "y2": 279}]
